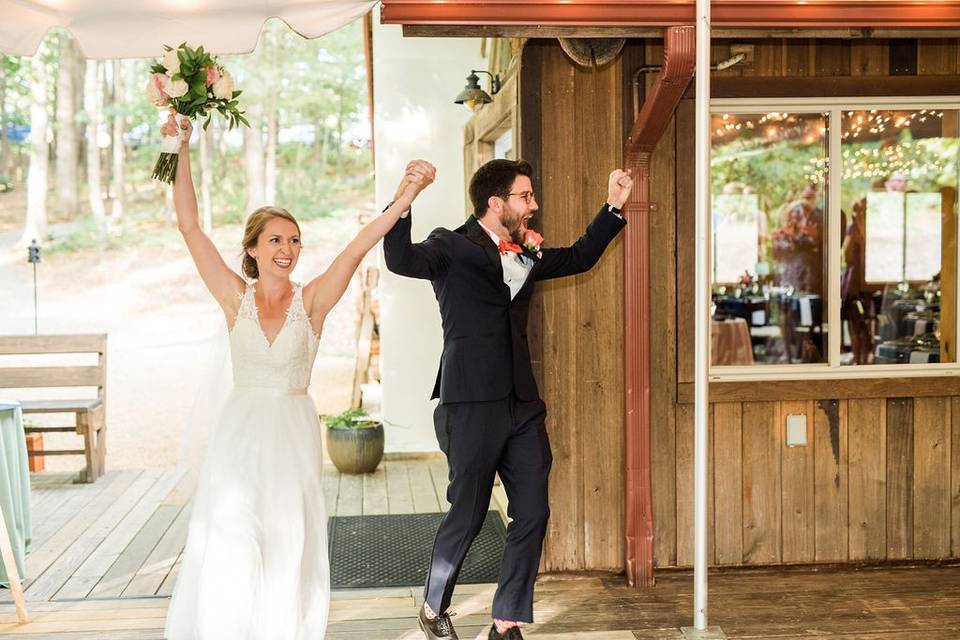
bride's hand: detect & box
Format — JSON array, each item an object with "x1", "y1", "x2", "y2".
[{"x1": 161, "y1": 108, "x2": 192, "y2": 149}]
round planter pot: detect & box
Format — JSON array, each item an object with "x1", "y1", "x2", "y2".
[{"x1": 326, "y1": 423, "x2": 384, "y2": 474}]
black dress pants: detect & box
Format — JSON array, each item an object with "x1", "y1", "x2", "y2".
[{"x1": 424, "y1": 394, "x2": 552, "y2": 622}]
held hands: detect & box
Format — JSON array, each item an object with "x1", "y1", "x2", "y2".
[
  {"x1": 161, "y1": 108, "x2": 192, "y2": 150},
  {"x1": 394, "y1": 160, "x2": 436, "y2": 205},
  {"x1": 607, "y1": 168, "x2": 634, "y2": 210}
]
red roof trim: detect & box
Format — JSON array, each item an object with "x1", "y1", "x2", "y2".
[{"x1": 381, "y1": 1, "x2": 960, "y2": 28}]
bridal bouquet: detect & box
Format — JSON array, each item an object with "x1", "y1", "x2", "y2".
[{"x1": 146, "y1": 43, "x2": 248, "y2": 183}]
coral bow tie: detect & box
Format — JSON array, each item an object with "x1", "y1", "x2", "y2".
[{"x1": 498, "y1": 239, "x2": 523, "y2": 255}]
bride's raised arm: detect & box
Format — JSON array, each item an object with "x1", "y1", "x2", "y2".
[
  {"x1": 303, "y1": 160, "x2": 435, "y2": 325},
  {"x1": 168, "y1": 111, "x2": 246, "y2": 309}
]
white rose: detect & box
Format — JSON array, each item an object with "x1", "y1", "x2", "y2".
[
  {"x1": 212, "y1": 69, "x2": 234, "y2": 100},
  {"x1": 160, "y1": 75, "x2": 189, "y2": 98},
  {"x1": 162, "y1": 48, "x2": 181, "y2": 76}
]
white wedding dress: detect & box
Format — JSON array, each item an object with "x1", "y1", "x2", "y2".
[{"x1": 165, "y1": 282, "x2": 330, "y2": 639}]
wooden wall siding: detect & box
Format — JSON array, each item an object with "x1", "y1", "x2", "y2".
[
  {"x1": 669, "y1": 397, "x2": 959, "y2": 568},
  {"x1": 660, "y1": 38, "x2": 960, "y2": 569},
  {"x1": 520, "y1": 40, "x2": 625, "y2": 573}
]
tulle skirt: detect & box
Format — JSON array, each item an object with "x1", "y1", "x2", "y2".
[{"x1": 165, "y1": 388, "x2": 329, "y2": 640}]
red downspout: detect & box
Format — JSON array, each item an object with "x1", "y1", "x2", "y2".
[{"x1": 624, "y1": 25, "x2": 695, "y2": 588}]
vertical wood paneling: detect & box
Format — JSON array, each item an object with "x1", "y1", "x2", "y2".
[
  {"x1": 538, "y1": 44, "x2": 581, "y2": 572},
  {"x1": 952, "y1": 398, "x2": 960, "y2": 556},
  {"x1": 742, "y1": 401, "x2": 781, "y2": 564},
  {"x1": 913, "y1": 397, "x2": 952, "y2": 558},
  {"x1": 814, "y1": 399, "x2": 847, "y2": 562},
  {"x1": 848, "y1": 399, "x2": 886, "y2": 560},
  {"x1": 675, "y1": 403, "x2": 715, "y2": 567},
  {"x1": 849, "y1": 40, "x2": 888, "y2": 76},
  {"x1": 714, "y1": 402, "x2": 743, "y2": 565},
  {"x1": 918, "y1": 39, "x2": 960, "y2": 75},
  {"x1": 783, "y1": 39, "x2": 813, "y2": 76},
  {"x1": 676, "y1": 99, "x2": 696, "y2": 386},
  {"x1": 885, "y1": 398, "x2": 914, "y2": 559},
  {"x1": 575, "y1": 55, "x2": 625, "y2": 572},
  {"x1": 781, "y1": 400, "x2": 815, "y2": 563},
  {"x1": 814, "y1": 39, "x2": 851, "y2": 76}
]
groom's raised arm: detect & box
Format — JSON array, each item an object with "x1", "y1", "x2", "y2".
[
  {"x1": 383, "y1": 212, "x2": 451, "y2": 280},
  {"x1": 534, "y1": 205, "x2": 626, "y2": 281}
]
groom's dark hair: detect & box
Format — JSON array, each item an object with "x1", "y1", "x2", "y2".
[{"x1": 469, "y1": 159, "x2": 533, "y2": 217}]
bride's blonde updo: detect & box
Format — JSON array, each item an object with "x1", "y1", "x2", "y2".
[{"x1": 241, "y1": 206, "x2": 301, "y2": 279}]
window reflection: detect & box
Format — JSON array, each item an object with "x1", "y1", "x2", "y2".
[
  {"x1": 711, "y1": 112, "x2": 829, "y2": 365},
  {"x1": 840, "y1": 109, "x2": 958, "y2": 366}
]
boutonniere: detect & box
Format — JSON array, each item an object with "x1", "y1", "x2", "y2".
[{"x1": 523, "y1": 229, "x2": 543, "y2": 258}]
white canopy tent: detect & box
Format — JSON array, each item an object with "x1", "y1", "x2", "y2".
[{"x1": 0, "y1": 0, "x2": 376, "y2": 58}]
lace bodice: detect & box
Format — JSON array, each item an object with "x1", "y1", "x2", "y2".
[{"x1": 229, "y1": 283, "x2": 320, "y2": 390}]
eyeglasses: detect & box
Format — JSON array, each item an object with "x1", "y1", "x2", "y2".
[{"x1": 507, "y1": 191, "x2": 536, "y2": 204}]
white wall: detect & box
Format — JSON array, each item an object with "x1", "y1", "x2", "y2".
[{"x1": 373, "y1": 22, "x2": 485, "y2": 452}]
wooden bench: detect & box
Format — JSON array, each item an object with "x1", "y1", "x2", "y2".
[{"x1": 0, "y1": 335, "x2": 107, "y2": 483}]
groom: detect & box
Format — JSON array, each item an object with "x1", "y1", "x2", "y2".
[{"x1": 384, "y1": 159, "x2": 632, "y2": 640}]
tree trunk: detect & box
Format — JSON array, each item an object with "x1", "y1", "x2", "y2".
[
  {"x1": 55, "y1": 37, "x2": 80, "y2": 217},
  {"x1": 23, "y1": 52, "x2": 49, "y2": 244},
  {"x1": 244, "y1": 113, "x2": 265, "y2": 213},
  {"x1": 0, "y1": 59, "x2": 8, "y2": 177},
  {"x1": 199, "y1": 123, "x2": 213, "y2": 233},
  {"x1": 318, "y1": 121, "x2": 328, "y2": 174},
  {"x1": 265, "y1": 98, "x2": 278, "y2": 205},
  {"x1": 83, "y1": 60, "x2": 106, "y2": 233},
  {"x1": 109, "y1": 60, "x2": 124, "y2": 220}
]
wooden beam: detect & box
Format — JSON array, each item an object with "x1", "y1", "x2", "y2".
[
  {"x1": 710, "y1": 74, "x2": 960, "y2": 98},
  {"x1": 677, "y1": 376, "x2": 960, "y2": 403}
]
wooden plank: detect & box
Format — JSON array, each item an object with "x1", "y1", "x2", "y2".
[
  {"x1": 918, "y1": 39, "x2": 960, "y2": 75},
  {"x1": 123, "y1": 503, "x2": 191, "y2": 597},
  {"x1": 56, "y1": 469, "x2": 183, "y2": 599},
  {"x1": 384, "y1": 460, "x2": 415, "y2": 515},
  {"x1": 912, "y1": 397, "x2": 952, "y2": 559},
  {"x1": 407, "y1": 458, "x2": 442, "y2": 514},
  {"x1": 575, "y1": 45, "x2": 624, "y2": 573},
  {"x1": 27, "y1": 470, "x2": 164, "y2": 601},
  {"x1": 24, "y1": 470, "x2": 139, "y2": 590},
  {"x1": 29, "y1": 475, "x2": 117, "y2": 550},
  {"x1": 85, "y1": 504, "x2": 181, "y2": 598},
  {"x1": 713, "y1": 402, "x2": 742, "y2": 565},
  {"x1": 849, "y1": 39, "x2": 888, "y2": 76},
  {"x1": 813, "y1": 399, "x2": 847, "y2": 562},
  {"x1": 156, "y1": 551, "x2": 182, "y2": 597},
  {"x1": 953, "y1": 397, "x2": 960, "y2": 557},
  {"x1": 678, "y1": 376, "x2": 960, "y2": 403},
  {"x1": 336, "y1": 471, "x2": 364, "y2": 517},
  {"x1": 675, "y1": 403, "x2": 714, "y2": 567},
  {"x1": 741, "y1": 401, "x2": 781, "y2": 564},
  {"x1": 884, "y1": 398, "x2": 913, "y2": 560},
  {"x1": 847, "y1": 399, "x2": 886, "y2": 561},
  {"x1": 539, "y1": 41, "x2": 583, "y2": 573},
  {"x1": 709, "y1": 74, "x2": 960, "y2": 98},
  {"x1": 780, "y1": 400, "x2": 815, "y2": 563},
  {"x1": 814, "y1": 39, "x2": 851, "y2": 76},
  {"x1": 426, "y1": 458, "x2": 450, "y2": 514},
  {"x1": 0, "y1": 335, "x2": 106, "y2": 355},
  {"x1": 362, "y1": 465, "x2": 389, "y2": 516},
  {"x1": 324, "y1": 465, "x2": 342, "y2": 516},
  {"x1": 20, "y1": 399, "x2": 102, "y2": 413},
  {"x1": 0, "y1": 366, "x2": 104, "y2": 388},
  {"x1": 675, "y1": 98, "x2": 696, "y2": 386}
]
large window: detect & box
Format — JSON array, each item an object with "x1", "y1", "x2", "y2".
[{"x1": 710, "y1": 101, "x2": 958, "y2": 375}]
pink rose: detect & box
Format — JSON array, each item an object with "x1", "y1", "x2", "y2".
[
  {"x1": 146, "y1": 73, "x2": 169, "y2": 107},
  {"x1": 523, "y1": 229, "x2": 543, "y2": 252},
  {"x1": 205, "y1": 65, "x2": 221, "y2": 87}
]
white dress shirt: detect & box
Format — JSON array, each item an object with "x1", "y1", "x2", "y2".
[{"x1": 476, "y1": 220, "x2": 533, "y2": 300}]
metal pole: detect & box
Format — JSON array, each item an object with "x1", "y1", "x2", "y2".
[
  {"x1": 693, "y1": 0, "x2": 712, "y2": 631},
  {"x1": 33, "y1": 263, "x2": 38, "y2": 335}
]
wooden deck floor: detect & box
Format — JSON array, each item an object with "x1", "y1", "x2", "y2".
[{"x1": 2, "y1": 465, "x2": 959, "y2": 638}]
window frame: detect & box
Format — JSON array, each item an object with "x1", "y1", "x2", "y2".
[{"x1": 709, "y1": 95, "x2": 960, "y2": 381}]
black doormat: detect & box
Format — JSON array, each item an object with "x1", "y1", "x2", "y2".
[{"x1": 328, "y1": 511, "x2": 506, "y2": 589}]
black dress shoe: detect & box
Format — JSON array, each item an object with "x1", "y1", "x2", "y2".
[
  {"x1": 418, "y1": 604, "x2": 459, "y2": 640},
  {"x1": 488, "y1": 624, "x2": 524, "y2": 640}
]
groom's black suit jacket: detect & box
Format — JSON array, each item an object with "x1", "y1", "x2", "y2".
[{"x1": 383, "y1": 206, "x2": 626, "y2": 404}]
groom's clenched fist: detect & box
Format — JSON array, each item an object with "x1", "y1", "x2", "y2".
[
  {"x1": 607, "y1": 168, "x2": 634, "y2": 210},
  {"x1": 395, "y1": 160, "x2": 437, "y2": 204}
]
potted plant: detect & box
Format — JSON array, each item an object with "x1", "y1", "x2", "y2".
[{"x1": 323, "y1": 407, "x2": 384, "y2": 474}]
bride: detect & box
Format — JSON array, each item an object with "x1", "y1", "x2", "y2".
[{"x1": 162, "y1": 111, "x2": 435, "y2": 639}]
